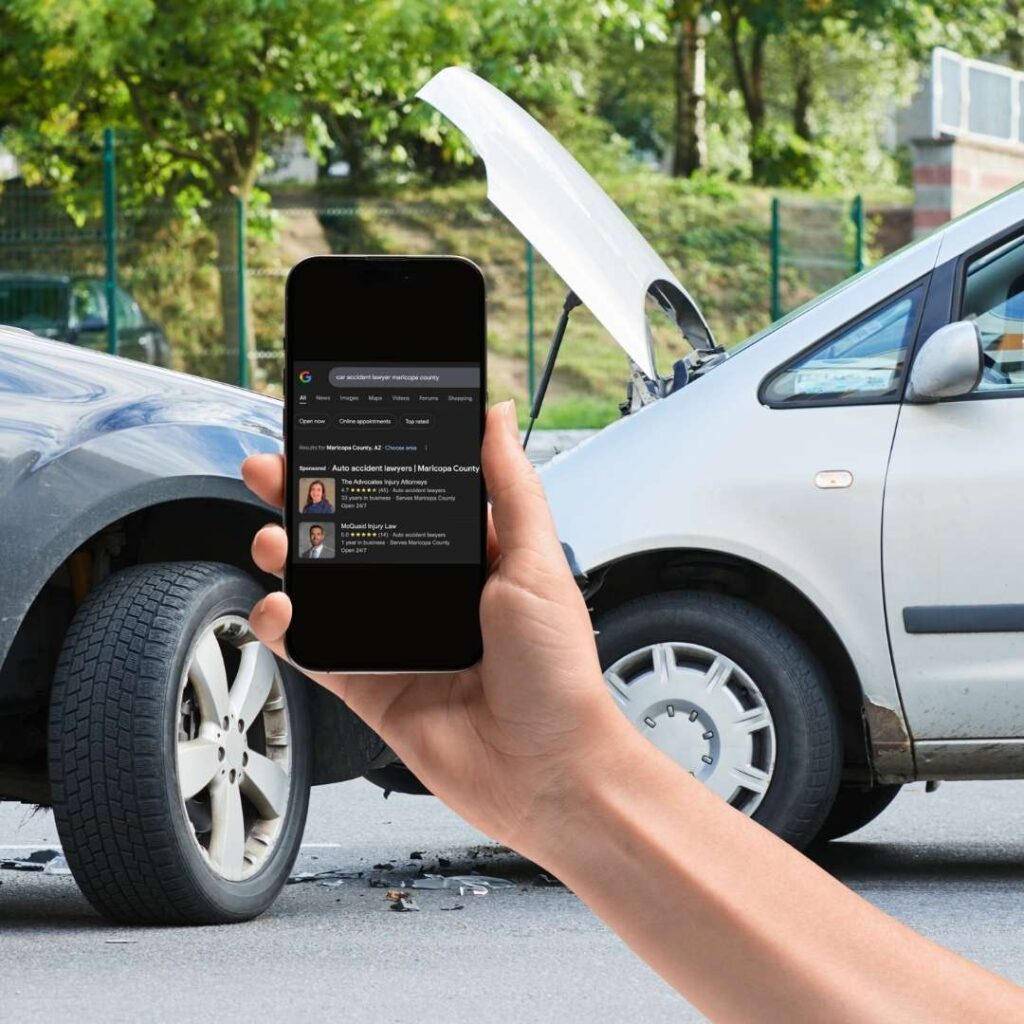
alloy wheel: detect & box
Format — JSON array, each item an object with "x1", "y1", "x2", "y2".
[{"x1": 176, "y1": 615, "x2": 292, "y2": 881}]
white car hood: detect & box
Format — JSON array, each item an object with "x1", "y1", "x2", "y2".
[{"x1": 417, "y1": 67, "x2": 714, "y2": 378}]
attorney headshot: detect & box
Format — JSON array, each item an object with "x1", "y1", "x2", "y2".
[
  {"x1": 300, "y1": 477, "x2": 335, "y2": 514},
  {"x1": 298, "y1": 523, "x2": 335, "y2": 559}
]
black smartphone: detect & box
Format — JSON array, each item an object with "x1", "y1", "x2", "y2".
[{"x1": 283, "y1": 255, "x2": 487, "y2": 672}]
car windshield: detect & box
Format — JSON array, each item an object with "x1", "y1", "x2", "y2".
[{"x1": 0, "y1": 280, "x2": 68, "y2": 332}]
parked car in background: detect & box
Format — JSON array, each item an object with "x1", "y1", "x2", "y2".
[{"x1": 0, "y1": 272, "x2": 170, "y2": 365}]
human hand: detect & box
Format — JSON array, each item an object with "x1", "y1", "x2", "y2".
[{"x1": 241, "y1": 400, "x2": 638, "y2": 857}]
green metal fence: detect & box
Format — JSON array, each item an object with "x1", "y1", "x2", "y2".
[
  {"x1": 0, "y1": 128, "x2": 884, "y2": 415},
  {"x1": 769, "y1": 194, "x2": 866, "y2": 322}
]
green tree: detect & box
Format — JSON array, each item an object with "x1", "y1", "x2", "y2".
[{"x1": 4, "y1": 0, "x2": 407, "y2": 379}]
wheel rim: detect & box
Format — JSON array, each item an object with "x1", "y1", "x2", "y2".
[
  {"x1": 604, "y1": 642, "x2": 776, "y2": 814},
  {"x1": 175, "y1": 615, "x2": 292, "y2": 881}
]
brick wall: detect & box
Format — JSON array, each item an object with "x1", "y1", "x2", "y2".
[{"x1": 912, "y1": 137, "x2": 1024, "y2": 236}]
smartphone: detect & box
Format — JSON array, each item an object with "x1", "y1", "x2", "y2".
[{"x1": 283, "y1": 255, "x2": 487, "y2": 672}]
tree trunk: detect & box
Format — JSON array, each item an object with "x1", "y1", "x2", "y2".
[
  {"x1": 726, "y1": 13, "x2": 768, "y2": 180},
  {"x1": 671, "y1": 4, "x2": 707, "y2": 177},
  {"x1": 793, "y1": 66, "x2": 813, "y2": 141},
  {"x1": 210, "y1": 206, "x2": 245, "y2": 385}
]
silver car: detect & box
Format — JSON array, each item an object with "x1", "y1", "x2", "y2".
[{"x1": 425, "y1": 69, "x2": 1024, "y2": 847}]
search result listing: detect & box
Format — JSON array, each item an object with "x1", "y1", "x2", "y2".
[{"x1": 292, "y1": 362, "x2": 482, "y2": 565}]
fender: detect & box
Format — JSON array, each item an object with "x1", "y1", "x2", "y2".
[{"x1": 0, "y1": 421, "x2": 281, "y2": 671}]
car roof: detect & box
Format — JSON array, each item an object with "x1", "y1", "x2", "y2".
[{"x1": 0, "y1": 272, "x2": 73, "y2": 284}]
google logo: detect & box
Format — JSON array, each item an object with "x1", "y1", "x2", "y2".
[{"x1": 298, "y1": 370, "x2": 313, "y2": 384}]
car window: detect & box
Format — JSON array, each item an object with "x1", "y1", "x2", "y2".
[
  {"x1": 762, "y1": 287, "x2": 923, "y2": 405},
  {"x1": 963, "y1": 234, "x2": 1024, "y2": 393},
  {"x1": 0, "y1": 280, "x2": 68, "y2": 331},
  {"x1": 116, "y1": 287, "x2": 144, "y2": 329},
  {"x1": 72, "y1": 281, "x2": 106, "y2": 324}
]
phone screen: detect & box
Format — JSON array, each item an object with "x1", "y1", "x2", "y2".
[{"x1": 284, "y1": 256, "x2": 486, "y2": 672}]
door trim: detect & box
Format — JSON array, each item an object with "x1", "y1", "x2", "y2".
[{"x1": 903, "y1": 604, "x2": 1024, "y2": 634}]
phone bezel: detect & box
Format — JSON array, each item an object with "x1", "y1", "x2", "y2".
[{"x1": 283, "y1": 255, "x2": 487, "y2": 673}]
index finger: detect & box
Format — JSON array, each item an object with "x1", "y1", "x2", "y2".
[{"x1": 242, "y1": 453, "x2": 285, "y2": 508}]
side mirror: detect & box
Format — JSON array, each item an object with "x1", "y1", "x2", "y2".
[{"x1": 905, "y1": 321, "x2": 983, "y2": 403}]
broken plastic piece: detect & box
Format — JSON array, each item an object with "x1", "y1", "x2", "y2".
[
  {"x1": 287, "y1": 868, "x2": 363, "y2": 885},
  {"x1": 390, "y1": 896, "x2": 420, "y2": 912},
  {"x1": 43, "y1": 855, "x2": 71, "y2": 876},
  {"x1": 409, "y1": 873, "x2": 514, "y2": 894},
  {"x1": 1, "y1": 848, "x2": 60, "y2": 872}
]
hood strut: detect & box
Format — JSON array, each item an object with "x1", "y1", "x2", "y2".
[{"x1": 523, "y1": 290, "x2": 582, "y2": 449}]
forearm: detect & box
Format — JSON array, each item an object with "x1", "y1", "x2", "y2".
[{"x1": 522, "y1": 726, "x2": 1023, "y2": 1023}]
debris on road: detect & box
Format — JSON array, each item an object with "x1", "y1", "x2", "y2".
[
  {"x1": 44, "y1": 855, "x2": 71, "y2": 876},
  {"x1": 288, "y1": 868, "x2": 364, "y2": 885},
  {"x1": 373, "y1": 861, "x2": 395, "y2": 870},
  {"x1": 408, "y1": 873, "x2": 515, "y2": 895},
  {"x1": 441, "y1": 904, "x2": 465, "y2": 912},
  {"x1": 409, "y1": 851, "x2": 424, "y2": 860},
  {"x1": 385, "y1": 889, "x2": 408, "y2": 901},
  {"x1": 105, "y1": 938, "x2": 135, "y2": 945},
  {"x1": 533, "y1": 873, "x2": 565, "y2": 887},
  {"x1": 0, "y1": 849, "x2": 60, "y2": 872},
  {"x1": 467, "y1": 844, "x2": 512, "y2": 860},
  {"x1": 389, "y1": 895, "x2": 420, "y2": 912}
]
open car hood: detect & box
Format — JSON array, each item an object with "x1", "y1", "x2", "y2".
[{"x1": 417, "y1": 67, "x2": 714, "y2": 378}]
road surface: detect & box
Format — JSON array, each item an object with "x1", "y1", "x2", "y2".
[{"x1": 2, "y1": 778, "x2": 1022, "y2": 1022}]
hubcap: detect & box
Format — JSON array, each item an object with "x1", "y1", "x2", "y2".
[
  {"x1": 604, "y1": 642, "x2": 776, "y2": 814},
  {"x1": 176, "y1": 615, "x2": 292, "y2": 881}
]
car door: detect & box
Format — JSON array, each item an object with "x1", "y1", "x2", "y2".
[{"x1": 883, "y1": 229, "x2": 1024, "y2": 759}]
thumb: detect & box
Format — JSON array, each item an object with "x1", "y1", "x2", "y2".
[{"x1": 481, "y1": 401, "x2": 565, "y2": 564}]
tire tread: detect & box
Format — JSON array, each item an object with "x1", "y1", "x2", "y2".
[{"x1": 48, "y1": 562, "x2": 297, "y2": 924}]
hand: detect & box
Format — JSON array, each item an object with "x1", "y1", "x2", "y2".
[{"x1": 241, "y1": 400, "x2": 637, "y2": 857}]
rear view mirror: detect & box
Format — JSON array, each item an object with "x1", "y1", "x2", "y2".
[{"x1": 905, "y1": 321, "x2": 983, "y2": 402}]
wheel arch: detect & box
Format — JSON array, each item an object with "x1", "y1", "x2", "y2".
[
  {"x1": 588, "y1": 547, "x2": 875, "y2": 782},
  {"x1": 0, "y1": 483, "x2": 382, "y2": 802}
]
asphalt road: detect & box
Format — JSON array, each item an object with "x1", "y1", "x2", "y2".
[{"x1": 2, "y1": 778, "x2": 1022, "y2": 1022}]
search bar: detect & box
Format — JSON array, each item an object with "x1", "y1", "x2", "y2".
[{"x1": 329, "y1": 366, "x2": 480, "y2": 388}]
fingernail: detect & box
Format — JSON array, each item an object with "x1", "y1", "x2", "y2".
[{"x1": 503, "y1": 400, "x2": 518, "y2": 438}]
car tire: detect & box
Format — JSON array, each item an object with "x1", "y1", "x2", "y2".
[
  {"x1": 816, "y1": 784, "x2": 902, "y2": 842},
  {"x1": 595, "y1": 591, "x2": 841, "y2": 849},
  {"x1": 49, "y1": 561, "x2": 311, "y2": 925}
]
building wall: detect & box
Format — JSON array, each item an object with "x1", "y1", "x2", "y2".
[{"x1": 912, "y1": 140, "x2": 1024, "y2": 237}]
